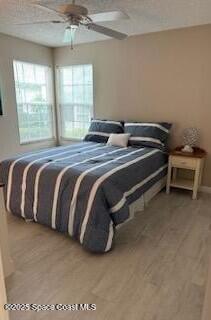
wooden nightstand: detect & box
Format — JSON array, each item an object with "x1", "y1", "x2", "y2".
[{"x1": 166, "y1": 147, "x2": 206, "y2": 199}]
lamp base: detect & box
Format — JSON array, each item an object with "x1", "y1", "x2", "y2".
[{"x1": 181, "y1": 145, "x2": 194, "y2": 153}]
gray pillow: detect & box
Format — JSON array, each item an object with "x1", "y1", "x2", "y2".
[
  {"x1": 84, "y1": 119, "x2": 124, "y2": 143},
  {"x1": 124, "y1": 122, "x2": 172, "y2": 150}
]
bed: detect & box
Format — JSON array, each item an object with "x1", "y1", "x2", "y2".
[{"x1": 0, "y1": 141, "x2": 168, "y2": 253}]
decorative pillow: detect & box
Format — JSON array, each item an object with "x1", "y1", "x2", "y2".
[
  {"x1": 107, "y1": 133, "x2": 130, "y2": 148},
  {"x1": 124, "y1": 122, "x2": 172, "y2": 150},
  {"x1": 84, "y1": 119, "x2": 124, "y2": 143}
]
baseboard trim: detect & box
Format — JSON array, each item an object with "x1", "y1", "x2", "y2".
[{"x1": 200, "y1": 186, "x2": 211, "y2": 194}]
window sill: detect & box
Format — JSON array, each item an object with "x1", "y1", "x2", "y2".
[{"x1": 20, "y1": 137, "x2": 56, "y2": 146}]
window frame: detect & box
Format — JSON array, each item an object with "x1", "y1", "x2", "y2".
[
  {"x1": 56, "y1": 64, "x2": 94, "y2": 142},
  {"x1": 13, "y1": 60, "x2": 56, "y2": 145}
]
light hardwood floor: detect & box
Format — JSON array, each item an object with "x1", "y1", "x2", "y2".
[{"x1": 5, "y1": 190, "x2": 211, "y2": 320}]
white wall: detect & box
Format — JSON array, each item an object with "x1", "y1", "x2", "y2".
[
  {"x1": 54, "y1": 25, "x2": 211, "y2": 187},
  {"x1": 0, "y1": 33, "x2": 56, "y2": 160}
]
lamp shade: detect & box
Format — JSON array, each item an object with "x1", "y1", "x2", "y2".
[{"x1": 183, "y1": 127, "x2": 199, "y2": 147}]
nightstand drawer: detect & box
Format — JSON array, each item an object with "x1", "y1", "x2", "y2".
[{"x1": 170, "y1": 156, "x2": 197, "y2": 169}]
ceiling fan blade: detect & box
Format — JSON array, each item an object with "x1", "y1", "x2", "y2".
[
  {"x1": 15, "y1": 20, "x2": 64, "y2": 25},
  {"x1": 33, "y1": 3, "x2": 66, "y2": 19},
  {"x1": 89, "y1": 11, "x2": 129, "y2": 23},
  {"x1": 87, "y1": 23, "x2": 128, "y2": 40}
]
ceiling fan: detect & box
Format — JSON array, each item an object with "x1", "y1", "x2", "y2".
[{"x1": 18, "y1": 0, "x2": 129, "y2": 49}]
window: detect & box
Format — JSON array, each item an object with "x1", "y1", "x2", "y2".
[
  {"x1": 13, "y1": 61, "x2": 54, "y2": 144},
  {"x1": 58, "y1": 64, "x2": 93, "y2": 140}
]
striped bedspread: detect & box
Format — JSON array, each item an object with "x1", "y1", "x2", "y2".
[{"x1": 0, "y1": 142, "x2": 168, "y2": 253}]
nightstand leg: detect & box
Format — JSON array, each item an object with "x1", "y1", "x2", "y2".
[
  {"x1": 166, "y1": 162, "x2": 172, "y2": 194},
  {"x1": 199, "y1": 159, "x2": 204, "y2": 186},
  {"x1": 192, "y1": 161, "x2": 201, "y2": 200}
]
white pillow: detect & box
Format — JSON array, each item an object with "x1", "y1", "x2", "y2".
[{"x1": 107, "y1": 133, "x2": 130, "y2": 148}]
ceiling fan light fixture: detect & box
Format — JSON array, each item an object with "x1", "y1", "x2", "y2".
[
  {"x1": 70, "y1": 23, "x2": 79, "y2": 30},
  {"x1": 63, "y1": 25, "x2": 78, "y2": 49}
]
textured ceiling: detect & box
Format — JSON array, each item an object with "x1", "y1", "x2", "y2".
[{"x1": 0, "y1": 0, "x2": 211, "y2": 47}]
